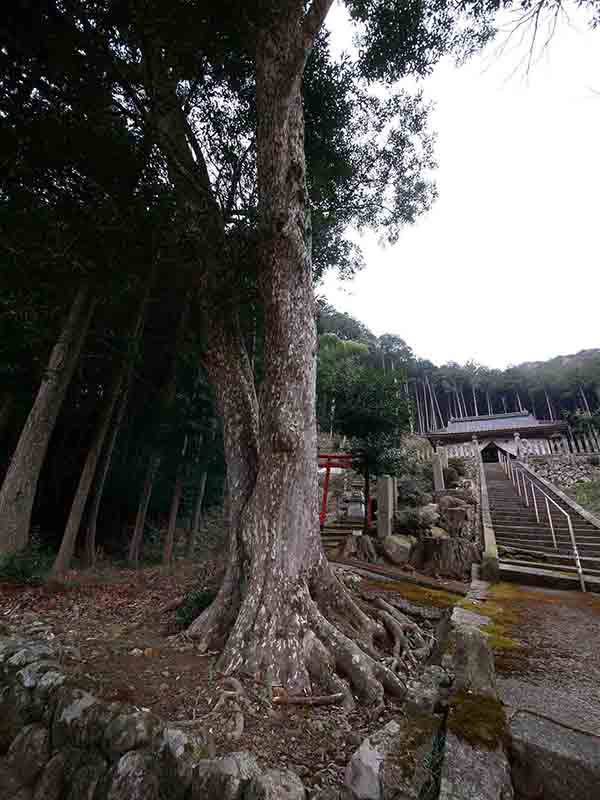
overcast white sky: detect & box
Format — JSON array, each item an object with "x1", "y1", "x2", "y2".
[{"x1": 322, "y1": 3, "x2": 600, "y2": 369}]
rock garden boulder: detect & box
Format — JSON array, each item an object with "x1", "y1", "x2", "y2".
[{"x1": 382, "y1": 534, "x2": 416, "y2": 565}]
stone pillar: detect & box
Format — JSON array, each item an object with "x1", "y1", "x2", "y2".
[
  {"x1": 513, "y1": 431, "x2": 521, "y2": 460},
  {"x1": 377, "y1": 475, "x2": 394, "y2": 540},
  {"x1": 440, "y1": 445, "x2": 449, "y2": 470},
  {"x1": 392, "y1": 477, "x2": 398, "y2": 516},
  {"x1": 432, "y1": 453, "x2": 445, "y2": 493},
  {"x1": 472, "y1": 435, "x2": 480, "y2": 461}
]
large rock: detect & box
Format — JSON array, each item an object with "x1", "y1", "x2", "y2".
[
  {"x1": 5, "y1": 723, "x2": 50, "y2": 786},
  {"x1": 345, "y1": 714, "x2": 443, "y2": 800},
  {"x1": 419, "y1": 504, "x2": 440, "y2": 528},
  {"x1": 438, "y1": 732, "x2": 513, "y2": 800},
  {"x1": 448, "y1": 626, "x2": 497, "y2": 698},
  {"x1": 244, "y1": 769, "x2": 305, "y2": 799},
  {"x1": 345, "y1": 721, "x2": 401, "y2": 799},
  {"x1": 509, "y1": 710, "x2": 600, "y2": 800},
  {"x1": 106, "y1": 751, "x2": 160, "y2": 800},
  {"x1": 383, "y1": 535, "x2": 416, "y2": 565},
  {"x1": 191, "y1": 752, "x2": 261, "y2": 800},
  {"x1": 32, "y1": 753, "x2": 67, "y2": 800}
]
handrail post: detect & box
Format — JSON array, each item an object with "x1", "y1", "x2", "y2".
[
  {"x1": 523, "y1": 475, "x2": 529, "y2": 507},
  {"x1": 532, "y1": 483, "x2": 540, "y2": 523},
  {"x1": 566, "y1": 514, "x2": 586, "y2": 592},
  {"x1": 545, "y1": 496, "x2": 557, "y2": 549},
  {"x1": 515, "y1": 468, "x2": 522, "y2": 498}
]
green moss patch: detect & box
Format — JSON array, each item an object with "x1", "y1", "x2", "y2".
[
  {"x1": 363, "y1": 579, "x2": 462, "y2": 609},
  {"x1": 447, "y1": 691, "x2": 507, "y2": 750}
]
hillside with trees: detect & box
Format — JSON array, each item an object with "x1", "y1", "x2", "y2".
[{"x1": 317, "y1": 300, "x2": 600, "y2": 439}]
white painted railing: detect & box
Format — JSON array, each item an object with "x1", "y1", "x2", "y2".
[{"x1": 498, "y1": 453, "x2": 586, "y2": 592}]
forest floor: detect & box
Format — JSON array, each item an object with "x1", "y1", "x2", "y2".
[{"x1": 0, "y1": 558, "x2": 467, "y2": 796}]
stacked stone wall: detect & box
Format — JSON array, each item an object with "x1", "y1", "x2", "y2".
[{"x1": 0, "y1": 638, "x2": 304, "y2": 800}]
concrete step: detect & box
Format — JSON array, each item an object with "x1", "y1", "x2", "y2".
[
  {"x1": 493, "y1": 523, "x2": 600, "y2": 538},
  {"x1": 498, "y1": 547, "x2": 600, "y2": 572},
  {"x1": 500, "y1": 558, "x2": 600, "y2": 579},
  {"x1": 495, "y1": 539, "x2": 600, "y2": 557},
  {"x1": 498, "y1": 562, "x2": 600, "y2": 592}
]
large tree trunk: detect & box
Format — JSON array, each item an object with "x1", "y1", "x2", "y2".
[
  {"x1": 128, "y1": 451, "x2": 161, "y2": 564},
  {"x1": 186, "y1": 470, "x2": 208, "y2": 560},
  {"x1": 0, "y1": 285, "x2": 95, "y2": 554},
  {"x1": 189, "y1": 3, "x2": 405, "y2": 705}
]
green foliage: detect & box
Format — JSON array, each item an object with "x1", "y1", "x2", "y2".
[
  {"x1": 0, "y1": 542, "x2": 54, "y2": 585},
  {"x1": 175, "y1": 590, "x2": 217, "y2": 628},
  {"x1": 447, "y1": 457, "x2": 467, "y2": 477},
  {"x1": 571, "y1": 480, "x2": 600, "y2": 517}
]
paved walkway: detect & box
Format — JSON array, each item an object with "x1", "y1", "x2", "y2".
[{"x1": 462, "y1": 580, "x2": 600, "y2": 737}]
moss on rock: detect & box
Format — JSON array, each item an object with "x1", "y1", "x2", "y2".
[{"x1": 447, "y1": 691, "x2": 507, "y2": 751}]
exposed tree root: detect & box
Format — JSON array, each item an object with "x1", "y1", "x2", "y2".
[{"x1": 189, "y1": 559, "x2": 435, "y2": 709}]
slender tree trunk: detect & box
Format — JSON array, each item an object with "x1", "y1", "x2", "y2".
[
  {"x1": 422, "y1": 381, "x2": 430, "y2": 431},
  {"x1": 52, "y1": 280, "x2": 151, "y2": 577},
  {"x1": 487, "y1": 391, "x2": 492, "y2": 415},
  {"x1": 52, "y1": 354, "x2": 127, "y2": 576},
  {"x1": 516, "y1": 391, "x2": 523, "y2": 412},
  {"x1": 186, "y1": 470, "x2": 208, "y2": 559},
  {"x1": 502, "y1": 395, "x2": 508, "y2": 413},
  {"x1": 472, "y1": 386, "x2": 479, "y2": 417},
  {"x1": 0, "y1": 285, "x2": 95, "y2": 554},
  {"x1": 414, "y1": 383, "x2": 423, "y2": 433},
  {"x1": 128, "y1": 451, "x2": 161, "y2": 564},
  {"x1": 82, "y1": 271, "x2": 154, "y2": 566},
  {"x1": 460, "y1": 389, "x2": 468, "y2": 417},
  {"x1": 82, "y1": 381, "x2": 129, "y2": 567},
  {"x1": 544, "y1": 389, "x2": 554, "y2": 420},
  {"x1": 580, "y1": 385, "x2": 591, "y2": 414},
  {"x1": 431, "y1": 382, "x2": 445, "y2": 428},
  {"x1": 163, "y1": 461, "x2": 185, "y2": 566}
]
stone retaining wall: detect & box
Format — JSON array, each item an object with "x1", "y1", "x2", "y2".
[
  {"x1": 528, "y1": 454, "x2": 600, "y2": 490},
  {"x1": 0, "y1": 637, "x2": 305, "y2": 800}
]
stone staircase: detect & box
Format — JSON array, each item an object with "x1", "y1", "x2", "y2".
[{"x1": 485, "y1": 463, "x2": 600, "y2": 591}]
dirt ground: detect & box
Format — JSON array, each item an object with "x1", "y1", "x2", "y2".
[{"x1": 0, "y1": 560, "x2": 465, "y2": 795}]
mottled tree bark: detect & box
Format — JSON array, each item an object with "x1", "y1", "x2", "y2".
[
  {"x1": 0, "y1": 285, "x2": 95, "y2": 554},
  {"x1": 189, "y1": 2, "x2": 405, "y2": 704}
]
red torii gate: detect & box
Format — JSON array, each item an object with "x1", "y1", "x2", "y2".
[{"x1": 318, "y1": 452, "x2": 353, "y2": 527}]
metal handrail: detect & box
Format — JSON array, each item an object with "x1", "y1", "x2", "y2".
[{"x1": 498, "y1": 452, "x2": 586, "y2": 592}]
